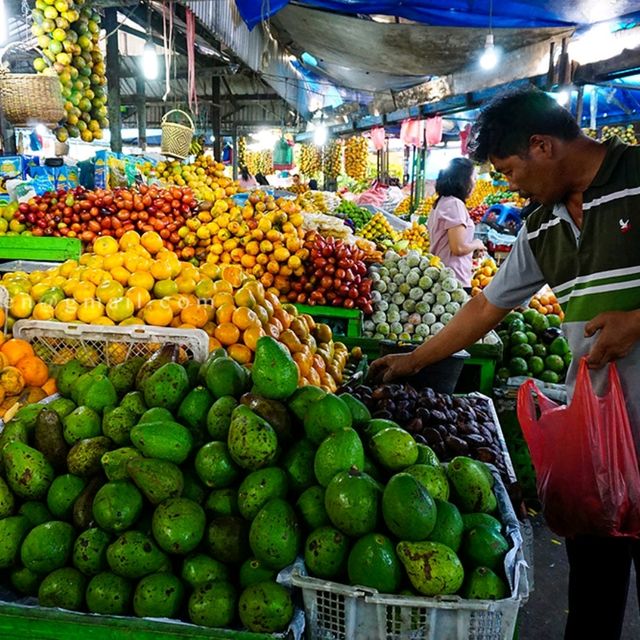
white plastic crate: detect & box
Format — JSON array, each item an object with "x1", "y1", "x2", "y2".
[
  {"x1": 291, "y1": 468, "x2": 528, "y2": 640},
  {"x1": 12, "y1": 320, "x2": 210, "y2": 366}
]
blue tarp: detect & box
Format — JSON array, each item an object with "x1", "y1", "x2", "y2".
[{"x1": 236, "y1": 0, "x2": 640, "y2": 31}]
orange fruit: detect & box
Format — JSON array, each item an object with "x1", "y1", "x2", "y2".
[
  {"x1": 119, "y1": 230, "x2": 141, "y2": 250},
  {"x1": 96, "y1": 280, "x2": 125, "y2": 304},
  {"x1": 227, "y1": 343, "x2": 252, "y2": 365},
  {"x1": 180, "y1": 305, "x2": 209, "y2": 328},
  {"x1": 213, "y1": 292, "x2": 234, "y2": 308},
  {"x1": 9, "y1": 292, "x2": 35, "y2": 319},
  {"x1": 103, "y1": 253, "x2": 125, "y2": 271},
  {"x1": 1, "y1": 339, "x2": 35, "y2": 366},
  {"x1": 214, "y1": 322, "x2": 240, "y2": 346},
  {"x1": 143, "y1": 299, "x2": 174, "y2": 326},
  {"x1": 242, "y1": 325, "x2": 265, "y2": 351},
  {"x1": 175, "y1": 276, "x2": 197, "y2": 294},
  {"x1": 232, "y1": 307, "x2": 259, "y2": 331},
  {"x1": 126, "y1": 286, "x2": 151, "y2": 311},
  {"x1": 16, "y1": 355, "x2": 49, "y2": 387},
  {"x1": 77, "y1": 299, "x2": 105, "y2": 323},
  {"x1": 0, "y1": 366, "x2": 25, "y2": 395},
  {"x1": 91, "y1": 317, "x2": 116, "y2": 326},
  {"x1": 128, "y1": 270, "x2": 155, "y2": 291},
  {"x1": 222, "y1": 265, "x2": 244, "y2": 288},
  {"x1": 212, "y1": 280, "x2": 233, "y2": 295},
  {"x1": 216, "y1": 303, "x2": 235, "y2": 324},
  {"x1": 150, "y1": 260, "x2": 173, "y2": 281},
  {"x1": 41, "y1": 377, "x2": 57, "y2": 396},
  {"x1": 72, "y1": 281, "x2": 96, "y2": 303},
  {"x1": 93, "y1": 236, "x2": 119, "y2": 256},
  {"x1": 141, "y1": 231, "x2": 164, "y2": 254},
  {"x1": 106, "y1": 296, "x2": 135, "y2": 322},
  {"x1": 32, "y1": 302, "x2": 55, "y2": 321},
  {"x1": 153, "y1": 279, "x2": 179, "y2": 299},
  {"x1": 55, "y1": 299, "x2": 79, "y2": 322},
  {"x1": 234, "y1": 287, "x2": 256, "y2": 309}
]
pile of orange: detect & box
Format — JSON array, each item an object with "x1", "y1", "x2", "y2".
[
  {"x1": 0, "y1": 336, "x2": 56, "y2": 420},
  {"x1": 176, "y1": 190, "x2": 308, "y2": 297},
  {"x1": 530, "y1": 288, "x2": 564, "y2": 320},
  {"x1": 470, "y1": 258, "x2": 498, "y2": 297}
]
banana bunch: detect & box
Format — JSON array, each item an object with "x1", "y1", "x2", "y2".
[
  {"x1": 238, "y1": 136, "x2": 247, "y2": 168},
  {"x1": 345, "y1": 136, "x2": 368, "y2": 181},
  {"x1": 189, "y1": 136, "x2": 204, "y2": 157},
  {"x1": 245, "y1": 150, "x2": 273, "y2": 176},
  {"x1": 360, "y1": 212, "x2": 399, "y2": 244},
  {"x1": 322, "y1": 140, "x2": 343, "y2": 179},
  {"x1": 402, "y1": 222, "x2": 430, "y2": 253},
  {"x1": 298, "y1": 144, "x2": 322, "y2": 177},
  {"x1": 297, "y1": 190, "x2": 328, "y2": 213}
]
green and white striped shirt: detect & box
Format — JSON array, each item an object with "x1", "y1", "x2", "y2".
[{"x1": 484, "y1": 137, "x2": 640, "y2": 451}]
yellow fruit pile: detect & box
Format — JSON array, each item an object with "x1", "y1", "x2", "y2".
[
  {"x1": 298, "y1": 144, "x2": 322, "y2": 177},
  {"x1": 600, "y1": 124, "x2": 637, "y2": 145},
  {"x1": 238, "y1": 136, "x2": 247, "y2": 168},
  {"x1": 465, "y1": 180, "x2": 496, "y2": 210},
  {"x1": 246, "y1": 151, "x2": 273, "y2": 177},
  {"x1": 155, "y1": 156, "x2": 238, "y2": 204},
  {"x1": 322, "y1": 140, "x2": 342, "y2": 179},
  {"x1": 344, "y1": 136, "x2": 368, "y2": 181},
  {"x1": 401, "y1": 222, "x2": 430, "y2": 253},
  {"x1": 176, "y1": 191, "x2": 307, "y2": 296},
  {"x1": 296, "y1": 190, "x2": 328, "y2": 214},
  {"x1": 360, "y1": 212, "x2": 398, "y2": 243},
  {"x1": 415, "y1": 194, "x2": 437, "y2": 217},
  {"x1": 470, "y1": 258, "x2": 498, "y2": 297},
  {"x1": 394, "y1": 196, "x2": 412, "y2": 216}
]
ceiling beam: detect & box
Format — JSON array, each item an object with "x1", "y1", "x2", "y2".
[
  {"x1": 574, "y1": 47, "x2": 640, "y2": 84},
  {"x1": 119, "y1": 94, "x2": 283, "y2": 106}
]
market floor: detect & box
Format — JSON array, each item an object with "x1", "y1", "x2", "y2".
[{"x1": 518, "y1": 515, "x2": 640, "y2": 639}]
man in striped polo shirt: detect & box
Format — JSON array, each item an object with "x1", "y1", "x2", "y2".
[{"x1": 370, "y1": 87, "x2": 640, "y2": 639}]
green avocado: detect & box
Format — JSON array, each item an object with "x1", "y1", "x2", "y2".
[
  {"x1": 281, "y1": 438, "x2": 316, "y2": 494},
  {"x1": 304, "y1": 526, "x2": 349, "y2": 580},
  {"x1": 0, "y1": 476, "x2": 15, "y2": 518},
  {"x1": 188, "y1": 581, "x2": 237, "y2": 628},
  {"x1": 194, "y1": 441, "x2": 240, "y2": 489},
  {"x1": 108, "y1": 356, "x2": 145, "y2": 397},
  {"x1": 101, "y1": 447, "x2": 143, "y2": 482},
  {"x1": 0, "y1": 515, "x2": 30, "y2": 569},
  {"x1": 142, "y1": 362, "x2": 190, "y2": 412},
  {"x1": 338, "y1": 393, "x2": 371, "y2": 427},
  {"x1": 397, "y1": 541, "x2": 464, "y2": 596},
  {"x1": 303, "y1": 394, "x2": 352, "y2": 445},
  {"x1": 63, "y1": 406, "x2": 102, "y2": 446},
  {"x1": 181, "y1": 553, "x2": 229, "y2": 588},
  {"x1": 67, "y1": 437, "x2": 112, "y2": 477},
  {"x1": 86, "y1": 571, "x2": 133, "y2": 615},
  {"x1": 239, "y1": 558, "x2": 276, "y2": 589},
  {"x1": 129, "y1": 421, "x2": 193, "y2": 464},
  {"x1": 152, "y1": 497, "x2": 206, "y2": 555},
  {"x1": 119, "y1": 391, "x2": 147, "y2": 419},
  {"x1": 205, "y1": 488, "x2": 239, "y2": 517},
  {"x1": 347, "y1": 533, "x2": 402, "y2": 594},
  {"x1": 92, "y1": 481, "x2": 143, "y2": 533},
  {"x1": 102, "y1": 406, "x2": 137, "y2": 446},
  {"x1": 177, "y1": 386, "x2": 213, "y2": 445},
  {"x1": 21, "y1": 520, "x2": 75, "y2": 574},
  {"x1": 296, "y1": 485, "x2": 329, "y2": 530},
  {"x1": 314, "y1": 428, "x2": 364, "y2": 487},
  {"x1": 206, "y1": 396, "x2": 237, "y2": 440},
  {"x1": 10, "y1": 566, "x2": 40, "y2": 596},
  {"x1": 73, "y1": 528, "x2": 112, "y2": 576},
  {"x1": 205, "y1": 356, "x2": 249, "y2": 399},
  {"x1": 238, "y1": 581, "x2": 293, "y2": 633},
  {"x1": 34, "y1": 408, "x2": 68, "y2": 471},
  {"x1": 237, "y1": 467, "x2": 288, "y2": 521},
  {"x1": 38, "y1": 567, "x2": 86, "y2": 611},
  {"x1": 106, "y1": 531, "x2": 169, "y2": 579},
  {"x1": 428, "y1": 499, "x2": 464, "y2": 552},
  {"x1": 46, "y1": 474, "x2": 86, "y2": 519},
  {"x1": 133, "y1": 572, "x2": 184, "y2": 618},
  {"x1": 127, "y1": 457, "x2": 184, "y2": 504},
  {"x1": 207, "y1": 516, "x2": 250, "y2": 565},
  {"x1": 382, "y1": 473, "x2": 436, "y2": 541},
  {"x1": 4, "y1": 441, "x2": 54, "y2": 500},
  {"x1": 325, "y1": 469, "x2": 380, "y2": 537},
  {"x1": 251, "y1": 336, "x2": 298, "y2": 400},
  {"x1": 370, "y1": 427, "x2": 418, "y2": 471},
  {"x1": 227, "y1": 405, "x2": 278, "y2": 470}
]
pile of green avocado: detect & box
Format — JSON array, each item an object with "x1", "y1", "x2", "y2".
[{"x1": 0, "y1": 335, "x2": 511, "y2": 633}]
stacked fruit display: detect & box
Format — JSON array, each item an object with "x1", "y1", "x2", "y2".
[
  {"x1": 465, "y1": 180, "x2": 496, "y2": 211},
  {"x1": 401, "y1": 222, "x2": 430, "y2": 254},
  {"x1": 298, "y1": 144, "x2": 322, "y2": 177},
  {"x1": 15, "y1": 185, "x2": 198, "y2": 250},
  {"x1": 245, "y1": 151, "x2": 273, "y2": 177},
  {"x1": 32, "y1": 0, "x2": 107, "y2": 142},
  {"x1": 468, "y1": 203, "x2": 489, "y2": 224},
  {"x1": 470, "y1": 258, "x2": 498, "y2": 297},
  {"x1": 496, "y1": 309, "x2": 571, "y2": 384},
  {"x1": 529, "y1": 288, "x2": 563, "y2": 319},
  {"x1": 0, "y1": 340, "x2": 513, "y2": 627},
  {"x1": 414, "y1": 194, "x2": 437, "y2": 218},
  {"x1": 154, "y1": 157, "x2": 238, "y2": 204},
  {"x1": 322, "y1": 140, "x2": 342, "y2": 179},
  {"x1": 344, "y1": 136, "x2": 368, "y2": 181},
  {"x1": 296, "y1": 191, "x2": 329, "y2": 215},
  {"x1": 0, "y1": 202, "x2": 23, "y2": 236},
  {"x1": 0, "y1": 337, "x2": 56, "y2": 420},
  {"x1": 600, "y1": 124, "x2": 637, "y2": 144},
  {"x1": 394, "y1": 196, "x2": 412, "y2": 217},
  {"x1": 285, "y1": 233, "x2": 373, "y2": 313},
  {"x1": 334, "y1": 199, "x2": 372, "y2": 231},
  {"x1": 176, "y1": 191, "x2": 307, "y2": 295},
  {"x1": 364, "y1": 250, "x2": 467, "y2": 342},
  {"x1": 483, "y1": 190, "x2": 527, "y2": 209},
  {"x1": 359, "y1": 212, "x2": 399, "y2": 245},
  {"x1": 237, "y1": 137, "x2": 247, "y2": 168}
]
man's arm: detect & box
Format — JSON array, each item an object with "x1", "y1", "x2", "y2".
[{"x1": 368, "y1": 292, "x2": 510, "y2": 382}]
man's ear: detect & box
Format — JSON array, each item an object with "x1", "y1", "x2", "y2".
[{"x1": 528, "y1": 134, "x2": 554, "y2": 159}]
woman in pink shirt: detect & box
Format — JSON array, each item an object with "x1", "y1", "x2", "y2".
[{"x1": 427, "y1": 157, "x2": 486, "y2": 288}]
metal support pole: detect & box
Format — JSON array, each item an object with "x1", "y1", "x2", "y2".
[
  {"x1": 575, "y1": 85, "x2": 585, "y2": 127},
  {"x1": 212, "y1": 76, "x2": 222, "y2": 161},
  {"x1": 135, "y1": 76, "x2": 147, "y2": 152},
  {"x1": 104, "y1": 8, "x2": 122, "y2": 153},
  {"x1": 232, "y1": 125, "x2": 238, "y2": 180}
]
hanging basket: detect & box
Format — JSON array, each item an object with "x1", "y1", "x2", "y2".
[
  {"x1": 0, "y1": 45, "x2": 65, "y2": 128},
  {"x1": 161, "y1": 109, "x2": 195, "y2": 160}
]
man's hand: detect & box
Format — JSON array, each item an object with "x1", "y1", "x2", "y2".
[
  {"x1": 584, "y1": 310, "x2": 640, "y2": 368},
  {"x1": 367, "y1": 353, "x2": 419, "y2": 384}
]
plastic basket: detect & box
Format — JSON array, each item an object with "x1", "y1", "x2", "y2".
[
  {"x1": 291, "y1": 467, "x2": 528, "y2": 640},
  {"x1": 0, "y1": 236, "x2": 82, "y2": 262},
  {"x1": 161, "y1": 109, "x2": 195, "y2": 160},
  {"x1": 294, "y1": 304, "x2": 362, "y2": 338},
  {"x1": 0, "y1": 286, "x2": 7, "y2": 334},
  {"x1": 12, "y1": 321, "x2": 209, "y2": 366}
]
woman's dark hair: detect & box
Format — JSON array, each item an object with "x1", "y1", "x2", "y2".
[
  {"x1": 435, "y1": 157, "x2": 475, "y2": 202},
  {"x1": 468, "y1": 87, "x2": 581, "y2": 162},
  {"x1": 308, "y1": 179, "x2": 318, "y2": 190},
  {"x1": 240, "y1": 166, "x2": 250, "y2": 180}
]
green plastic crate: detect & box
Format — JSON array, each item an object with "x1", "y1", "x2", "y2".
[
  {"x1": 339, "y1": 336, "x2": 381, "y2": 361},
  {"x1": 0, "y1": 236, "x2": 81, "y2": 262},
  {"x1": 293, "y1": 304, "x2": 362, "y2": 338}
]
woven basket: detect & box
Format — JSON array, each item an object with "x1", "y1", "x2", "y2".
[
  {"x1": 0, "y1": 67, "x2": 65, "y2": 127},
  {"x1": 161, "y1": 109, "x2": 195, "y2": 160}
]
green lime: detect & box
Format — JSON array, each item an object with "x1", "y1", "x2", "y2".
[
  {"x1": 563, "y1": 352, "x2": 572, "y2": 367},
  {"x1": 511, "y1": 343, "x2": 534, "y2": 359},
  {"x1": 510, "y1": 331, "x2": 528, "y2": 346},
  {"x1": 528, "y1": 356, "x2": 545, "y2": 376},
  {"x1": 509, "y1": 319, "x2": 526, "y2": 333},
  {"x1": 503, "y1": 311, "x2": 524, "y2": 326},
  {"x1": 532, "y1": 344, "x2": 547, "y2": 358},
  {"x1": 547, "y1": 314, "x2": 562, "y2": 328},
  {"x1": 549, "y1": 337, "x2": 570, "y2": 356},
  {"x1": 531, "y1": 314, "x2": 550, "y2": 333},
  {"x1": 496, "y1": 367, "x2": 510, "y2": 382},
  {"x1": 545, "y1": 355, "x2": 565, "y2": 373},
  {"x1": 540, "y1": 370, "x2": 560, "y2": 384},
  {"x1": 526, "y1": 331, "x2": 538, "y2": 345},
  {"x1": 497, "y1": 330, "x2": 510, "y2": 343},
  {"x1": 509, "y1": 357, "x2": 528, "y2": 376},
  {"x1": 522, "y1": 309, "x2": 539, "y2": 325}
]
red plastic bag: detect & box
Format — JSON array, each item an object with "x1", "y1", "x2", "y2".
[{"x1": 517, "y1": 358, "x2": 640, "y2": 538}]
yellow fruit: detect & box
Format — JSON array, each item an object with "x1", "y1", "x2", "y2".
[
  {"x1": 55, "y1": 299, "x2": 79, "y2": 322},
  {"x1": 150, "y1": 260, "x2": 173, "y2": 281},
  {"x1": 72, "y1": 281, "x2": 96, "y2": 304},
  {"x1": 175, "y1": 276, "x2": 197, "y2": 294},
  {"x1": 93, "y1": 236, "x2": 119, "y2": 256},
  {"x1": 214, "y1": 322, "x2": 240, "y2": 346},
  {"x1": 126, "y1": 286, "x2": 151, "y2": 311},
  {"x1": 9, "y1": 293, "x2": 35, "y2": 319},
  {"x1": 91, "y1": 317, "x2": 115, "y2": 326},
  {"x1": 141, "y1": 231, "x2": 164, "y2": 254},
  {"x1": 96, "y1": 280, "x2": 125, "y2": 304},
  {"x1": 119, "y1": 230, "x2": 141, "y2": 251},
  {"x1": 153, "y1": 279, "x2": 179, "y2": 299},
  {"x1": 77, "y1": 299, "x2": 105, "y2": 323},
  {"x1": 142, "y1": 300, "x2": 174, "y2": 326},
  {"x1": 106, "y1": 297, "x2": 135, "y2": 322},
  {"x1": 32, "y1": 302, "x2": 55, "y2": 321},
  {"x1": 128, "y1": 270, "x2": 155, "y2": 291},
  {"x1": 103, "y1": 253, "x2": 125, "y2": 271},
  {"x1": 30, "y1": 283, "x2": 50, "y2": 302}
]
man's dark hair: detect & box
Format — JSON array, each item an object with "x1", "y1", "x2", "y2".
[
  {"x1": 308, "y1": 179, "x2": 318, "y2": 190},
  {"x1": 240, "y1": 166, "x2": 250, "y2": 180},
  {"x1": 468, "y1": 87, "x2": 581, "y2": 162},
  {"x1": 435, "y1": 157, "x2": 475, "y2": 203}
]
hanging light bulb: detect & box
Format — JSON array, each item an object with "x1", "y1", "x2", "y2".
[
  {"x1": 142, "y1": 39, "x2": 158, "y2": 80},
  {"x1": 314, "y1": 123, "x2": 328, "y2": 146},
  {"x1": 0, "y1": 0, "x2": 7, "y2": 46},
  {"x1": 480, "y1": 33, "x2": 499, "y2": 70}
]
